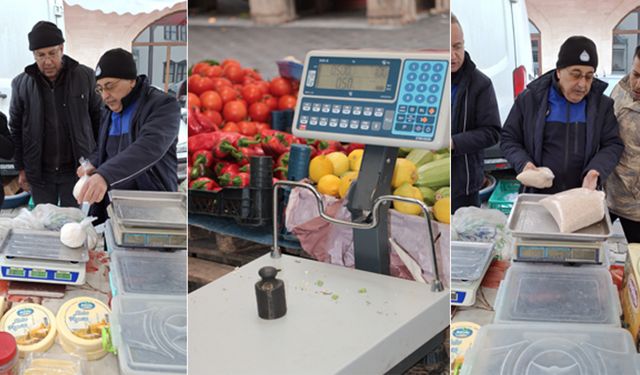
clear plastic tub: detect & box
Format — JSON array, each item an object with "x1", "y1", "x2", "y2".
[
  {"x1": 460, "y1": 323, "x2": 640, "y2": 375},
  {"x1": 109, "y1": 250, "x2": 186, "y2": 297},
  {"x1": 111, "y1": 295, "x2": 186, "y2": 375},
  {"x1": 494, "y1": 263, "x2": 620, "y2": 325},
  {"x1": 451, "y1": 241, "x2": 494, "y2": 281}
]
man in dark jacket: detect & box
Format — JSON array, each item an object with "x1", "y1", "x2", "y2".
[
  {"x1": 501, "y1": 36, "x2": 623, "y2": 193},
  {"x1": 76, "y1": 48, "x2": 180, "y2": 222},
  {"x1": 10, "y1": 21, "x2": 102, "y2": 206},
  {"x1": 451, "y1": 15, "x2": 501, "y2": 212}
]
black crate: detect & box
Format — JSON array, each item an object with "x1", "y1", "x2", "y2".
[{"x1": 189, "y1": 187, "x2": 276, "y2": 227}]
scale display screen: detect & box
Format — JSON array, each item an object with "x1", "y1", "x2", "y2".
[
  {"x1": 316, "y1": 64, "x2": 390, "y2": 92},
  {"x1": 7, "y1": 267, "x2": 25, "y2": 277},
  {"x1": 30, "y1": 269, "x2": 47, "y2": 279},
  {"x1": 516, "y1": 244, "x2": 600, "y2": 263},
  {"x1": 55, "y1": 271, "x2": 72, "y2": 281}
]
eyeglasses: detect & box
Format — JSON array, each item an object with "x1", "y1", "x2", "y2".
[
  {"x1": 34, "y1": 48, "x2": 61, "y2": 62},
  {"x1": 95, "y1": 79, "x2": 121, "y2": 95},
  {"x1": 566, "y1": 70, "x2": 596, "y2": 82}
]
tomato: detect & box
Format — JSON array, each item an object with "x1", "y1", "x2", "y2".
[
  {"x1": 255, "y1": 122, "x2": 271, "y2": 134},
  {"x1": 204, "y1": 64, "x2": 223, "y2": 78},
  {"x1": 199, "y1": 90, "x2": 223, "y2": 112},
  {"x1": 241, "y1": 84, "x2": 262, "y2": 104},
  {"x1": 202, "y1": 110, "x2": 223, "y2": 126},
  {"x1": 217, "y1": 86, "x2": 238, "y2": 104},
  {"x1": 221, "y1": 59, "x2": 241, "y2": 68},
  {"x1": 256, "y1": 81, "x2": 270, "y2": 96},
  {"x1": 212, "y1": 77, "x2": 232, "y2": 92},
  {"x1": 191, "y1": 62, "x2": 212, "y2": 76},
  {"x1": 262, "y1": 95, "x2": 278, "y2": 111},
  {"x1": 248, "y1": 101, "x2": 271, "y2": 123},
  {"x1": 269, "y1": 77, "x2": 292, "y2": 97},
  {"x1": 238, "y1": 121, "x2": 257, "y2": 136},
  {"x1": 224, "y1": 64, "x2": 245, "y2": 83},
  {"x1": 223, "y1": 100, "x2": 248, "y2": 122},
  {"x1": 222, "y1": 121, "x2": 240, "y2": 133},
  {"x1": 188, "y1": 75, "x2": 215, "y2": 96},
  {"x1": 188, "y1": 93, "x2": 201, "y2": 110},
  {"x1": 278, "y1": 95, "x2": 297, "y2": 110}
]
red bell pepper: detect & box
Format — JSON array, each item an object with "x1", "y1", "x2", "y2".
[
  {"x1": 189, "y1": 177, "x2": 221, "y2": 192},
  {"x1": 193, "y1": 150, "x2": 214, "y2": 168},
  {"x1": 219, "y1": 163, "x2": 240, "y2": 176},
  {"x1": 193, "y1": 108, "x2": 218, "y2": 133},
  {"x1": 188, "y1": 107, "x2": 203, "y2": 136},
  {"x1": 316, "y1": 140, "x2": 343, "y2": 155},
  {"x1": 219, "y1": 172, "x2": 250, "y2": 187},
  {"x1": 189, "y1": 132, "x2": 220, "y2": 154},
  {"x1": 274, "y1": 152, "x2": 289, "y2": 180},
  {"x1": 237, "y1": 145, "x2": 265, "y2": 165},
  {"x1": 344, "y1": 143, "x2": 365, "y2": 155},
  {"x1": 190, "y1": 164, "x2": 215, "y2": 180},
  {"x1": 213, "y1": 133, "x2": 243, "y2": 160}
]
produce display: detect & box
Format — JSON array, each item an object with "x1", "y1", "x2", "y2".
[{"x1": 188, "y1": 59, "x2": 450, "y2": 224}]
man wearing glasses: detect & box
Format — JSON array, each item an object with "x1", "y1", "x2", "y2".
[
  {"x1": 9, "y1": 21, "x2": 101, "y2": 206},
  {"x1": 501, "y1": 36, "x2": 623, "y2": 193},
  {"x1": 75, "y1": 48, "x2": 179, "y2": 223}
]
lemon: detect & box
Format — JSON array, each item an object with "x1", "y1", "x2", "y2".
[
  {"x1": 325, "y1": 151, "x2": 350, "y2": 176},
  {"x1": 392, "y1": 183, "x2": 424, "y2": 216},
  {"x1": 391, "y1": 158, "x2": 418, "y2": 188},
  {"x1": 338, "y1": 171, "x2": 358, "y2": 199},
  {"x1": 317, "y1": 174, "x2": 341, "y2": 197},
  {"x1": 348, "y1": 149, "x2": 364, "y2": 172},
  {"x1": 309, "y1": 155, "x2": 334, "y2": 183},
  {"x1": 433, "y1": 197, "x2": 450, "y2": 224}
]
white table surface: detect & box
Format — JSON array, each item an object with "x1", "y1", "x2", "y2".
[{"x1": 189, "y1": 253, "x2": 449, "y2": 375}]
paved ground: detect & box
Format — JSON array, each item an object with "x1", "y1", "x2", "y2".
[{"x1": 188, "y1": 12, "x2": 449, "y2": 79}]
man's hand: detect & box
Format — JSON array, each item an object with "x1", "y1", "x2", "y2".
[
  {"x1": 523, "y1": 162, "x2": 537, "y2": 172},
  {"x1": 18, "y1": 170, "x2": 29, "y2": 192},
  {"x1": 76, "y1": 173, "x2": 108, "y2": 204},
  {"x1": 582, "y1": 169, "x2": 600, "y2": 190},
  {"x1": 76, "y1": 162, "x2": 96, "y2": 178}
]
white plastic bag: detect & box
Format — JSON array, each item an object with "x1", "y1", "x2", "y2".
[
  {"x1": 516, "y1": 167, "x2": 555, "y2": 188},
  {"x1": 452, "y1": 206, "x2": 514, "y2": 260},
  {"x1": 540, "y1": 188, "x2": 606, "y2": 233},
  {"x1": 32, "y1": 204, "x2": 85, "y2": 231},
  {"x1": 60, "y1": 216, "x2": 97, "y2": 248}
]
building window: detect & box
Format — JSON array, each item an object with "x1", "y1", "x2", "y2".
[
  {"x1": 164, "y1": 25, "x2": 178, "y2": 41},
  {"x1": 613, "y1": 7, "x2": 640, "y2": 75},
  {"x1": 163, "y1": 60, "x2": 187, "y2": 83},
  {"x1": 530, "y1": 20, "x2": 542, "y2": 77},
  {"x1": 179, "y1": 25, "x2": 186, "y2": 41},
  {"x1": 176, "y1": 60, "x2": 186, "y2": 81}
]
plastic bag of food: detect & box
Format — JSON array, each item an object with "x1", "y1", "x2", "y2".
[
  {"x1": 516, "y1": 167, "x2": 555, "y2": 189},
  {"x1": 452, "y1": 206, "x2": 514, "y2": 260},
  {"x1": 32, "y1": 204, "x2": 85, "y2": 231},
  {"x1": 540, "y1": 188, "x2": 606, "y2": 233}
]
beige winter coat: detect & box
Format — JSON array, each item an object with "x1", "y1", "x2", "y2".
[{"x1": 607, "y1": 76, "x2": 640, "y2": 220}]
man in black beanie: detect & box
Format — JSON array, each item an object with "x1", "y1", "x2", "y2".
[
  {"x1": 501, "y1": 35, "x2": 623, "y2": 193},
  {"x1": 75, "y1": 48, "x2": 180, "y2": 223},
  {"x1": 9, "y1": 21, "x2": 102, "y2": 206}
]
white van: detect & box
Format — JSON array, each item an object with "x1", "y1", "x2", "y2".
[{"x1": 452, "y1": 0, "x2": 534, "y2": 171}]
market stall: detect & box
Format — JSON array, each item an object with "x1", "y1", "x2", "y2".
[{"x1": 0, "y1": 191, "x2": 187, "y2": 375}]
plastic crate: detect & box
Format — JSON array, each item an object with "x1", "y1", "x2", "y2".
[
  {"x1": 189, "y1": 187, "x2": 275, "y2": 227},
  {"x1": 488, "y1": 179, "x2": 520, "y2": 215}
]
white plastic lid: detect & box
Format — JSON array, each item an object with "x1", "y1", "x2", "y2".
[
  {"x1": 109, "y1": 250, "x2": 187, "y2": 297},
  {"x1": 460, "y1": 323, "x2": 640, "y2": 375},
  {"x1": 111, "y1": 294, "x2": 186, "y2": 374},
  {"x1": 0, "y1": 303, "x2": 57, "y2": 356},
  {"x1": 494, "y1": 262, "x2": 620, "y2": 325}
]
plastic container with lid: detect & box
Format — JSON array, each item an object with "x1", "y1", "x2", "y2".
[
  {"x1": 109, "y1": 249, "x2": 186, "y2": 297},
  {"x1": 451, "y1": 241, "x2": 494, "y2": 281},
  {"x1": 111, "y1": 294, "x2": 186, "y2": 374},
  {"x1": 460, "y1": 323, "x2": 640, "y2": 375},
  {"x1": 494, "y1": 262, "x2": 620, "y2": 325},
  {"x1": 0, "y1": 304, "x2": 57, "y2": 357},
  {"x1": 0, "y1": 332, "x2": 18, "y2": 375},
  {"x1": 20, "y1": 352, "x2": 86, "y2": 375},
  {"x1": 56, "y1": 297, "x2": 110, "y2": 361}
]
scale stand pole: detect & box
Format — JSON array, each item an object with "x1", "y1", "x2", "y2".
[{"x1": 271, "y1": 180, "x2": 444, "y2": 292}]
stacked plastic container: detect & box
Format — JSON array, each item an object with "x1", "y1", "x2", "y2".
[
  {"x1": 461, "y1": 261, "x2": 640, "y2": 375},
  {"x1": 106, "y1": 219, "x2": 187, "y2": 375}
]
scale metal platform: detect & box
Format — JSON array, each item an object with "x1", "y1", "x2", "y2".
[
  {"x1": 507, "y1": 194, "x2": 611, "y2": 264},
  {"x1": 451, "y1": 241, "x2": 494, "y2": 307},
  {"x1": 0, "y1": 229, "x2": 88, "y2": 285},
  {"x1": 107, "y1": 190, "x2": 187, "y2": 249}
]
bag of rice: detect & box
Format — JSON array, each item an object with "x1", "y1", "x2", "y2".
[
  {"x1": 516, "y1": 167, "x2": 555, "y2": 189},
  {"x1": 540, "y1": 188, "x2": 606, "y2": 233}
]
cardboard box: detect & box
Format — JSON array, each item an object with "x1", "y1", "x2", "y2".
[{"x1": 622, "y1": 243, "x2": 640, "y2": 351}]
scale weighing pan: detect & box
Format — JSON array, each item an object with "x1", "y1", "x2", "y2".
[
  {"x1": 108, "y1": 190, "x2": 186, "y2": 230},
  {"x1": 451, "y1": 241, "x2": 494, "y2": 282},
  {"x1": 507, "y1": 194, "x2": 612, "y2": 242},
  {"x1": 108, "y1": 206, "x2": 187, "y2": 249},
  {"x1": 1, "y1": 229, "x2": 88, "y2": 263}
]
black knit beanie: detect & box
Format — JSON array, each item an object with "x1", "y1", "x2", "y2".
[
  {"x1": 556, "y1": 36, "x2": 598, "y2": 70},
  {"x1": 95, "y1": 48, "x2": 137, "y2": 81},
  {"x1": 28, "y1": 21, "x2": 65, "y2": 51}
]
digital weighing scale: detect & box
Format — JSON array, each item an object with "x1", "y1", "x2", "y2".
[
  {"x1": 190, "y1": 50, "x2": 451, "y2": 374},
  {"x1": 507, "y1": 194, "x2": 611, "y2": 264},
  {"x1": 0, "y1": 229, "x2": 88, "y2": 285},
  {"x1": 451, "y1": 241, "x2": 494, "y2": 307}
]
